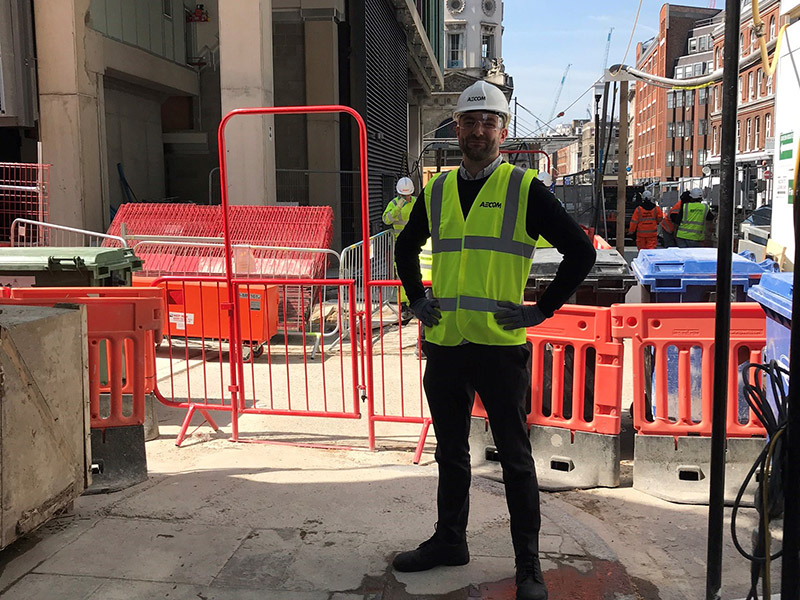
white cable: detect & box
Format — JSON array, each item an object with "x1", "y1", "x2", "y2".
[
  {"x1": 611, "y1": 0, "x2": 645, "y2": 76},
  {"x1": 611, "y1": 63, "x2": 723, "y2": 89}
]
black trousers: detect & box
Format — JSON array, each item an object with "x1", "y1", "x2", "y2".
[{"x1": 422, "y1": 340, "x2": 541, "y2": 559}]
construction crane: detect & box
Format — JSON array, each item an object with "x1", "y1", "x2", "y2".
[
  {"x1": 601, "y1": 27, "x2": 614, "y2": 75},
  {"x1": 548, "y1": 64, "x2": 571, "y2": 123},
  {"x1": 708, "y1": 0, "x2": 716, "y2": 7}
]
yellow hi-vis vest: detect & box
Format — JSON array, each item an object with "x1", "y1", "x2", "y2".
[
  {"x1": 383, "y1": 196, "x2": 414, "y2": 237},
  {"x1": 419, "y1": 239, "x2": 432, "y2": 282},
  {"x1": 676, "y1": 201, "x2": 708, "y2": 241},
  {"x1": 424, "y1": 164, "x2": 537, "y2": 346}
]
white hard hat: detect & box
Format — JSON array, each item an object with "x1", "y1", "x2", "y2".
[
  {"x1": 396, "y1": 177, "x2": 414, "y2": 196},
  {"x1": 642, "y1": 190, "x2": 653, "y2": 199},
  {"x1": 453, "y1": 80, "x2": 511, "y2": 124},
  {"x1": 689, "y1": 187, "x2": 703, "y2": 199}
]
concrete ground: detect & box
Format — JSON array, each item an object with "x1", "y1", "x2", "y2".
[{"x1": 0, "y1": 297, "x2": 784, "y2": 600}]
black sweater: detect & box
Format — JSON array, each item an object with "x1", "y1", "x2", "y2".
[{"x1": 394, "y1": 172, "x2": 596, "y2": 317}]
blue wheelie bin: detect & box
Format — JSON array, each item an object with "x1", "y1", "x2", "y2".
[{"x1": 747, "y1": 272, "x2": 793, "y2": 416}]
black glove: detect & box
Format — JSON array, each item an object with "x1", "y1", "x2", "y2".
[
  {"x1": 410, "y1": 297, "x2": 441, "y2": 327},
  {"x1": 494, "y1": 301, "x2": 546, "y2": 330}
]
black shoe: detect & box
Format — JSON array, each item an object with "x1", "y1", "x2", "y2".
[
  {"x1": 392, "y1": 534, "x2": 469, "y2": 572},
  {"x1": 516, "y1": 555, "x2": 548, "y2": 600}
]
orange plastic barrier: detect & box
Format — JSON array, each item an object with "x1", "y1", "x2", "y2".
[
  {"x1": 0, "y1": 290, "x2": 163, "y2": 428},
  {"x1": 526, "y1": 305, "x2": 624, "y2": 435},
  {"x1": 4, "y1": 286, "x2": 164, "y2": 395},
  {"x1": 470, "y1": 306, "x2": 623, "y2": 435},
  {"x1": 610, "y1": 303, "x2": 767, "y2": 437},
  {"x1": 134, "y1": 276, "x2": 278, "y2": 348}
]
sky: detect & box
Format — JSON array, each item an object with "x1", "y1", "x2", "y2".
[{"x1": 500, "y1": 0, "x2": 716, "y2": 135}]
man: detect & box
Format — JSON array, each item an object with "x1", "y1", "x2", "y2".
[
  {"x1": 628, "y1": 189, "x2": 663, "y2": 250},
  {"x1": 672, "y1": 187, "x2": 715, "y2": 248},
  {"x1": 392, "y1": 80, "x2": 596, "y2": 600},
  {"x1": 383, "y1": 177, "x2": 431, "y2": 319}
]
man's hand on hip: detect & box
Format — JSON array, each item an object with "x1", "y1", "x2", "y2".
[
  {"x1": 493, "y1": 301, "x2": 546, "y2": 330},
  {"x1": 410, "y1": 297, "x2": 441, "y2": 327}
]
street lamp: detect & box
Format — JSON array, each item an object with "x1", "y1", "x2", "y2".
[{"x1": 593, "y1": 82, "x2": 605, "y2": 226}]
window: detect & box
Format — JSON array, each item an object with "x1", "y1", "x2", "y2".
[
  {"x1": 766, "y1": 113, "x2": 772, "y2": 138},
  {"x1": 757, "y1": 69, "x2": 763, "y2": 98},
  {"x1": 740, "y1": 33, "x2": 744, "y2": 56},
  {"x1": 698, "y1": 119, "x2": 708, "y2": 135},
  {"x1": 694, "y1": 63, "x2": 702, "y2": 77},
  {"x1": 767, "y1": 75, "x2": 773, "y2": 95},
  {"x1": 675, "y1": 150, "x2": 683, "y2": 166},
  {"x1": 770, "y1": 16, "x2": 776, "y2": 40},
  {"x1": 667, "y1": 92, "x2": 675, "y2": 109},
  {"x1": 748, "y1": 72, "x2": 754, "y2": 100},
  {"x1": 713, "y1": 126, "x2": 718, "y2": 154},
  {"x1": 715, "y1": 48, "x2": 721, "y2": 70},
  {"x1": 481, "y1": 33, "x2": 494, "y2": 60},
  {"x1": 667, "y1": 122, "x2": 675, "y2": 137},
  {"x1": 698, "y1": 149, "x2": 707, "y2": 165},
  {"x1": 689, "y1": 37, "x2": 698, "y2": 53},
  {"x1": 685, "y1": 150, "x2": 693, "y2": 166},
  {"x1": 707, "y1": 61, "x2": 714, "y2": 73},
  {"x1": 746, "y1": 118, "x2": 752, "y2": 151},
  {"x1": 699, "y1": 35, "x2": 708, "y2": 52},
  {"x1": 667, "y1": 151, "x2": 675, "y2": 166},
  {"x1": 447, "y1": 32, "x2": 465, "y2": 68},
  {"x1": 686, "y1": 90, "x2": 695, "y2": 107},
  {"x1": 738, "y1": 77, "x2": 743, "y2": 103},
  {"x1": 755, "y1": 116, "x2": 761, "y2": 148},
  {"x1": 676, "y1": 91, "x2": 684, "y2": 107},
  {"x1": 737, "y1": 121, "x2": 741, "y2": 150},
  {"x1": 675, "y1": 66, "x2": 683, "y2": 79},
  {"x1": 699, "y1": 87, "x2": 708, "y2": 105},
  {"x1": 676, "y1": 121, "x2": 685, "y2": 137},
  {"x1": 685, "y1": 120, "x2": 693, "y2": 137}
]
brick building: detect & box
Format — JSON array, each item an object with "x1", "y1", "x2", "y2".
[
  {"x1": 631, "y1": 4, "x2": 720, "y2": 184},
  {"x1": 709, "y1": 0, "x2": 782, "y2": 208}
]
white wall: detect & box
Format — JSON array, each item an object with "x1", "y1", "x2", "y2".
[{"x1": 770, "y1": 14, "x2": 800, "y2": 258}]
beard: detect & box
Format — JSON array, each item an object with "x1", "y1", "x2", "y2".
[{"x1": 459, "y1": 135, "x2": 498, "y2": 163}]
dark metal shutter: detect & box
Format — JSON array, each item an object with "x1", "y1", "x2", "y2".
[{"x1": 364, "y1": 0, "x2": 408, "y2": 234}]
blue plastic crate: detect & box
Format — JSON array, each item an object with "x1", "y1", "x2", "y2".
[{"x1": 632, "y1": 248, "x2": 767, "y2": 302}]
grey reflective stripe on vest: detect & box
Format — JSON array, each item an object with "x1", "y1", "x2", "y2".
[
  {"x1": 462, "y1": 236, "x2": 535, "y2": 257},
  {"x1": 437, "y1": 297, "x2": 458, "y2": 311},
  {"x1": 458, "y1": 296, "x2": 500, "y2": 312}
]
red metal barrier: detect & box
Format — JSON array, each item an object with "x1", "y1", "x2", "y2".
[
  {"x1": 611, "y1": 303, "x2": 767, "y2": 437},
  {"x1": 0, "y1": 162, "x2": 49, "y2": 245},
  {"x1": 148, "y1": 275, "x2": 361, "y2": 447},
  {"x1": 528, "y1": 305, "x2": 623, "y2": 435},
  {"x1": 0, "y1": 290, "x2": 162, "y2": 428}
]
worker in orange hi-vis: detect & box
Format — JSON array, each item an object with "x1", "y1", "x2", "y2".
[
  {"x1": 628, "y1": 189, "x2": 663, "y2": 250},
  {"x1": 659, "y1": 196, "x2": 682, "y2": 248}
]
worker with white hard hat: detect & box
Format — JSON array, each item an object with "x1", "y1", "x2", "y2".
[
  {"x1": 672, "y1": 187, "x2": 715, "y2": 248},
  {"x1": 383, "y1": 177, "x2": 431, "y2": 317},
  {"x1": 628, "y1": 189, "x2": 663, "y2": 250},
  {"x1": 391, "y1": 79, "x2": 596, "y2": 600}
]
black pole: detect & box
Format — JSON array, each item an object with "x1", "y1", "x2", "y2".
[
  {"x1": 781, "y1": 134, "x2": 800, "y2": 596},
  {"x1": 705, "y1": 1, "x2": 740, "y2": 598}
]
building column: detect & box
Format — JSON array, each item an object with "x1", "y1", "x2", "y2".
[
  {"x1": 33, "y1": 0, "x2": 105, "y2": 231},
  {"x1": 408, "y1": 103, "x2": 423, "y2": 187},
  {"x1": 218, "y1": 0, "x2": 276, "y2": 206},
  {"x1": 304, "y1": 18, "x2": 341, "y2": 249}
]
